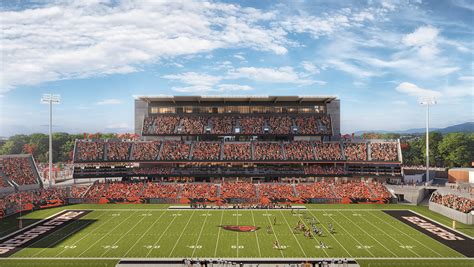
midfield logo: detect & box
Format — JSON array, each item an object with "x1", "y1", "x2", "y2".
[{"x1": 221, "y1": 225, "x2": 260, "y2": 232}]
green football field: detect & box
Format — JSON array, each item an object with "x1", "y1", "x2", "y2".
[{"x1": 0, "y1": 204, "x2": 473, "y2": 267}]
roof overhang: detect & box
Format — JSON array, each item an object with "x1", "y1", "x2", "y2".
[{"x1": 135, "y1": 95, "x2": 338, "y2": 104}]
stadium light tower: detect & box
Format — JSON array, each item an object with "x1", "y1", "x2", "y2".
[
  {"x1": 41, "y1": 94, "x2": 60, "y2": 188},
  {"x1": 420, "y1": 97, "x2": 436, "y2": 182}
]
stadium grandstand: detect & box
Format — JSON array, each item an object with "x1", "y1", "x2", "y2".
[{"x1": 1, "y1": 96, "x2": 472, "y2": 267}]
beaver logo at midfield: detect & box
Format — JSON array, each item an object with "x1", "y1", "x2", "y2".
[{"x1": 221, "y1": 225, "x2": 260, "y2": 232}]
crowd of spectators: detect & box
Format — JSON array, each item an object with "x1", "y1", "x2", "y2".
[
  {"x1": 221, "y1": 182, "x2": 257, "y2": 198},
  {"x1": 192, "y1": 142, "x2": 221, "y2": 160},
  {"x1": 268, "y1": 116, "x2": 292, "y2": 134},
  {"x1": 142, "y1": 115, "x2": 180, "y2": 135},
  {"x1": 253, "y1": 142, "x2": 284, "y2": 160},
  {"x1": 210, "y1": 116, "x2": 234, "y2": 134},
  {"x1": 1, "y1": 157, "x2": 38, "y2": 185},
  {"x1": 296, "y1": 181, "x2": 336, "y2": 198},
  {"x1": 142, "y1": 182, "x2": 180, "y2": 198},
  {"x1": 160, "y1": 141, "x2": 191, "y2": 160},
  {"x1": 143, "y1": 114, "x2": 333, "y2": 136},
  {"x1": 239, "y1": 116, "x2": 265, "y2": 134},
  {"x1": 315, "y1": 143, "x2": 343, "y2": 160},
  {"x1": 181, "y1": 116, "x2": 208, "y2": 134},
  {"x1": 303, "y1": 165, "x2": 345, "y2": 175},
  {"x1": 344, "y1": 143, "x2": 367, "y2": 161},
  {"x1": 85, "y1": 182, "x2": 107, "y2": 198},
  {"x1": 71, "y1": 185, "x2": 89, "y2": 198},
  {"x1": 284, "y1": 141, "x2": 315, "y2": 160},
  {"x1": 181, "y1": 183, "x2": 218, "y2": 198},
  {"x1": 107, "y1": 142, "x2": 131, "y2": 161},
  {"x1": 102, "y1": 182, "x2": 144, "y2": 198},
  {"x1": 132, "y1": 141, "x2": 160, "y2": 161},
  {"x1": 75, "y1": 140, "x2": 105, "y2": 161},
  {"x1": 367, "y1": 181, "x2": 392, "y2": 198},
  {"x1": 371, "y1": 143, "x2": 398, "y2": 161},
  {"x1": 333, "y1": 181, "x2": 373, "y2": 198},
  {"x1": 431, "y1": 193, "x2": 473, "y2": 213},
  {"x1": 223, "y1": 143, "x2": 251, "y2": 160},
  {"x1": 74, "y1": 140, "x2": 399, "y2": 163},
  {"x1": 258, "y1": 183, "x2": 295, "y2": 198}
]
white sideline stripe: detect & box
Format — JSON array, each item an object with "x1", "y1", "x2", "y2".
[
  {"x1": 371, "y1": 211, "x2": 450, "y2": 257},
  {"x1": 278, "y1": 210, "x2": 308, "y2": 257},
  {"x1": 0, "y1": 257, "x2": 469, "y2": 260}
]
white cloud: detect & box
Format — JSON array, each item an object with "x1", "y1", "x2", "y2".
[
  {"x1": 301, "y1": 61, "x2": 319, "y2": 74},
  {"x1": 229, "y1": 66, "x2": 324, "y2": 85},
  {"x1": 96, "y1": 98, "x2": 123, "y2": 105},
  {"x1": 0, "y1": 1, "x2": 288, "y2": 92},
  {"x1": 233, "y1": 54, "x2": 246, "y2": 61},
  {"x1": 402, "y1": 26, "x2": 439, "y2": 47},
  {"x1": 392, "y1": 100, "x2": 408, "y2": 105},
  {"x1": 459, "y1": 76, "x2": 474, "y2": 81},
  {"x1": 395, "y1": 82, "x2": 442, "y2": 98},
  {"x1": 163, "y1": 72, "x2": 222, "y2": 87}
]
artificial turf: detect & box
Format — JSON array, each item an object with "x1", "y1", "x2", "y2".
[{"x1": 0, "y1": 204, "x2": 472, "y2": 267}]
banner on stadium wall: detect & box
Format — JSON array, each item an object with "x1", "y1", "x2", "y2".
[
  {"x1": 98, "y1": 197, "x2": 145, "y2": 204},
  {"x1": 341, "y1": 197, "x2": 390, "y2": 204},
  {"x1": 37, "y1": 199, "x2": 64, "y2": 209}
]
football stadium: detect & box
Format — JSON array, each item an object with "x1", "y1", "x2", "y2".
[{"x1": 0, "y1": 96, "x2": 472, "y2": 267}]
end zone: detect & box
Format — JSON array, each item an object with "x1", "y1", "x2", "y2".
[
  {"x1": 383, "y1": 210, "x2": 474, "y2": 257},
  {"x1": 0, "y1": 210, "x2": 91, "y2": 257}
]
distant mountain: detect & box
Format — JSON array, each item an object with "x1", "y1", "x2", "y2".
[{"x1": 355, "y1": 122, "x2": 473, "y2": 135}]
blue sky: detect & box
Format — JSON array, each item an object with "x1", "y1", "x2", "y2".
[{"x1": 0, "y1": 0, "x2": 472, "y2": 136}]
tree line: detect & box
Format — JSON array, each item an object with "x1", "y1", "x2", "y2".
[{"x1": 0, "y1": 132, "x2": 472, "y2": 168}]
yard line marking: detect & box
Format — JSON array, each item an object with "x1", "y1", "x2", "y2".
[
  {"x1": 357, "y1": 211, "x2": 420, "y2": 257},
  {"x1": 145, "y1": 210, "x2": 181, "y2": 257},
  {"x1": 54, "y1": 211, "x2": 117, "y2": 257},
  {"x1": 265, "y1": 211, "x2": 284, "y2": 257},
  {"x1": 213, "y1": 210, "x2": 225, "y2": 258},
  {"x1": 279, "y1": 210, "x2": 307, "y2": 257},
  {"x1": 77, "y1": 211, "x2": 137, "y2": 257},
  {"x1": 336, "y1": 211, "x2": 397, "y2": 257},
  {"x1": 316, "y1": 210, "x2": 375, "y2": 257},
  {"x1": 168, "y1": 210, "x2": 196, "y2": 257},
  {"x1": 250, "y1": 209, "x2": 262, "y2": 257},
  {"x1": 30, "y1": 211, "x2": 108, "y2": 257},
  {"x1": 297, "y1": 211, "x2": 329, "y2": 257},
  {"x1": 123, "y1": 211, "x2": 167, "y2": 257},
  {"x1": 367, "y1": 211, "x2": 444, "y2": 257},
  {"x1": 192, "y1": 209, "x2": 210, "y2": 257},
  {"x1": 306, "y1": 210, "x2": 352, "y2": 257},
  {"x1": 236, "y1": 209, "x2": 239, "y2": 258},
  {"x1": 99, "y1": 210, "x2": 150, "y2": 257}
]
